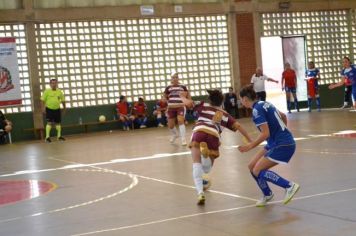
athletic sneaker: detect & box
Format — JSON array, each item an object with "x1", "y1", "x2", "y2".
[
  {"x1": 181, "y1": 138, "x2": 187, "y2": 146},
  {"x1": 158, "y1": 123, "x2": 164, "y2": 127},
  {"x1": 169, "y1": 134, "x2": 178, "y2": 143},
  {"x1": 283, "y1": 182, "x2": 300, "y2": 204},
  {"x1": 200, "y1": 142, "x2": 209, "y2": 158},
  {"x1": 58, "y1": 136, "x2": 66, "y2": 141},
  {"x1": 45, "y1": 137, "x2": 52, "y2": 143},
  {"x1": 255, "y1": 193, "x2": 274, "y2": 207},
  {"x1": 197, "y1": 193, "x2": 205, "y2": 205},
  {"x1": 140, "y1": 125, "x2": 147, "y2": 128}
]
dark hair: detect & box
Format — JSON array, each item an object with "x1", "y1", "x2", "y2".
[
  {"x1": 344, "y1": 56, "x2": 351, "y2": 63},
  {"x1": 50, "y1": 79, "x2": 57, "y2": 82},
  {"x1": 207, "y1": 89, "x2": 224, "y2": 106},
  {"x1": 119, "y1": 95, "x2": 125, "y2": 101},
  {"x1": 239, "y1": 84, "x2": 257, "y2": 101}
]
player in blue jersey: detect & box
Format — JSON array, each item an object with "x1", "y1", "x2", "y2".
[
  {"x1": 238, "y1": 85, "x2": 300, "y2": 207},
  {"x1": 329, "y1": 57, "x2": 356, "y2": 110},
  {"x1": 305, "y1": 61, "x2": 321, "y2": 112}
]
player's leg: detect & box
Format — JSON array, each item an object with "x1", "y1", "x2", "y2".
[
  {"x1": 285, "y1": 89, "x2": 292, "y2": 113},
  {"x1": 177, "y1": 107, "x2": 187, "y2": 146},
  {"x1": 54, "y1": 109, "x2": 64, "y2": 141},
  {"x1": 140, "y1": 115, "x2": 147, "y2": 128},
  {"x1": 167, "y1": 109, "x2": 178, "y2": 143},
  {"x1": 248, "y1": 149, "x2": 273, "y2": 206},
  {"x1": 45, "y1": 108, "x2": 53, "y2": 142},
  {"x1": 292, "y1": 89, "x2": 299, "y2": 112},
  {"x1": 253, "y1": 145, "x2": 299, "y2": 205}
]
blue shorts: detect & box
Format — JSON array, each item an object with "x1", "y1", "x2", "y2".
[
  {"x1": 285, "y1": 87, "x2": 296, "y2": 93},
  {"x1": 264, "y1": 144, "x2": 296, "y2": 164}
]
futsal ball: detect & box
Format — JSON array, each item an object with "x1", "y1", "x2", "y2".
[
  {"x1": 202, "y1": 174, "x2": 211, "y2": 191},
  {"x1": 99, "y1": 115, "x2": 106, "y2": 122}
]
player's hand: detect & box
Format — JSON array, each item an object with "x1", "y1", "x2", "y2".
[
  {"x1": 179, "y1": 91, "x2": 188, "y2": 98},
  {"x1": 238, "y1": 143, "x2": 253, "y2": 153},
  {"x1": 328, "y1": 84, "x2": 334, "y2": 89}
]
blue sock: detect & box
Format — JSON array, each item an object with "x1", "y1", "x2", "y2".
[
  {"x1": 287, "y1": 101, "x2": 291, "y2": 111},
  {"x1": 316, "y1": 97, "x2": 321, "y2": 109},
  {"x1": 157, "y1": 118, "x2": 162, "y2": 125},
  {"x1": 124, "y1": 121, "x2": 129, "y2": 128},
  {"x1": 251, "y1": 172, "x2": 272, "y2": 196},
  {"x1": 294, "y1": 99, "x2": 299, "y2": 111},
  {"x1": 258, "y1": 170, "x2": 291, "y2": 189},
  {"x1": 307, "y1": 98, "x2": 312, "y2": 110}
]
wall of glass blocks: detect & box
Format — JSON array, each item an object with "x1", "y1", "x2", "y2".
[
  {"x1": 351, "y1": 9, "x2": 356, "y2": 63},
  {"x1": 0, "y1": 24, "x2": 32, "y2": 113},
  {"x1": 35, "y1": 15, "x2": 231, "y2": 108},
  {"x1": 261, "y1": 10, "x2": 350, "y2": 85}
]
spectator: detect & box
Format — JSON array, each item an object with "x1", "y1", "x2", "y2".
[
  {"x1": 131, "y1": 97, "x2": 148, "y2": 129},
  {"x1": 224, "y1": 87, "x2": 239, "y2": 118},
  {"x1": 250, "y1": 67, "x2": 279, "y2": 101},
  {"x1": 116, "y1": 95, "x2": 132, "y2": 131},
  {"x1": 153, "y1": 96, "x2": 168, "y2": 127},
  {"x1": 0, "y1": 110, "x2": 12, "y2": 144}
]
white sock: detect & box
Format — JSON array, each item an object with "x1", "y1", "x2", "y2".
[
  {"x1": 193, "y1": 163, "x2": 204, "y2": 194},
  {"x1": 170, "y1": 127, "x2": 178, "y2": 137},
  {"x1": 179, "y1": 124, "x2": 186, "y2": 139},
  {"x1": 201, "y1": 156, "x2": 212, "y2": 174}
]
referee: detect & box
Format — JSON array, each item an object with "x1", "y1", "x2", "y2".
[{"x1": 41, "y1": 79, "x2": 66, "y2": 142}]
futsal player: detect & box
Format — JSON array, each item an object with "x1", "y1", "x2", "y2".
[
  {"x1": 329, "y1": 57, "x2": 356, "y2": 110},
  {"x1": 180, "y1": 89, "x2": 251, "y2": 205},
  {"x1": 305, "y1": 61, "x2": 321, "y2": 112},
  {"x1": 238, "y1": 85, "x2": 300, "y2": 207},
  {"x1": 164, "y1": 72, "x2": 190, "y2": 145}
]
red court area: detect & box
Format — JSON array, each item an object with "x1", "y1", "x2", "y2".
[
  {"x1": 332, "y1": 130, "x2": 356, "y2": 138},
  {"x1": 0, "y1": 180, "x2": 56, "y2": 206}
]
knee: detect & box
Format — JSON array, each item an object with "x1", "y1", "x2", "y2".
[
  {"x1": 5, "y1": 125, "x2": 12, "y2": 132},
  {"x1": 177, "y1": 116, "x2": 184, "y2": 124},
  {"x1": 252, "y1": 167, "x2": 262, "y2": 177}
]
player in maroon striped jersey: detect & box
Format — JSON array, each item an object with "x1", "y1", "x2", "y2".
[
  {"x1": 180, "y1": 89, "x2": 251, "y2": 205},
  {"x1": 164, "y1": 72, "x2": 190, "y2": 145}
]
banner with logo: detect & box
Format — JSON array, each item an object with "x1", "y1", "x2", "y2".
[{"x1": 0, "y1": 38, "x2": 21, "y2": 106}]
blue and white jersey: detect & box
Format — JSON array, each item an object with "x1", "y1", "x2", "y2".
[
  {"x1": 252, "y1": 101, "x2": 295, "y2": 147},
  {"x1": 341, "y1": 65, "x2": 356, "y2": 88},
  {"x1": 305, "y1": 68, "x2": 319, "y2": 79}
]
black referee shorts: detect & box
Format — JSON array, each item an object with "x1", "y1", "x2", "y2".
[{"x1": 46, "y1": 107, "x2": 61, "y2": 123}]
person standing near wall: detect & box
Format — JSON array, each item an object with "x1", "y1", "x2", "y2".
[
  {"x1": 282, "y1": 63, "x2": 299, "y2": 113},
  {"x1": 0, "y1": 110, "x2": 12, "y2": 144},
  {"x1": 164, "y1": 72, "x2": 190, "y2": 146},
  {"x1": 329, "y1": 57, "x2": 356, "y2": 110},
  {"x1": 250, "y1": 67, "x2": 279, "y2": 101},
  {"x1": 305, "y1": 61, "x2": 321, "y2": 112},
  {"x1": 41, "y1": 79, "x2": 66, "y2": 143},
  {"x1": 223, "y1": 87, "x2": 239, "y2": 118}
]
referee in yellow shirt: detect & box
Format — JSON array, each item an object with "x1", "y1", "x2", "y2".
[{"x1": 41, "y1": 79, "x2": 66, "y2": 142}]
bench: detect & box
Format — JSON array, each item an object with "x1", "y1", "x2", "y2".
[{"x1": 24, "y1": 120, "x2": 119, "y2": 140}]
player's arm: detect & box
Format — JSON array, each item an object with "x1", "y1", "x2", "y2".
[
  {"x1": 233, "y1": 122, "x2": 252, "y2": 143},
  {"x1": 179, "y1": 91, "x2": 194, "y2": 109},
  {"x1": 238, "y1": 123, "x2": 269, "y2": 153},
  {"x1": 267, "y1": 77, "x2": 278, "y2": 83},
  {"x1": 328, "y1": 78, "x2": 345, "y2": 89},
  {"x1": 281, "y1": 76, "x2": 285, "y2": 90}
]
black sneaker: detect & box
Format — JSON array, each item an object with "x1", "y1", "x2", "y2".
[
  {"x1": 58, "y1": 136, "x2": 66, "y2": 141},
  {"x1": 45, "y1": 137, "x2": 52, "y2": 143}
]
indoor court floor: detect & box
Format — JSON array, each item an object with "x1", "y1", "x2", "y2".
[{"x1": 0, "y1": 109, "x2": 355, "y2": 236}]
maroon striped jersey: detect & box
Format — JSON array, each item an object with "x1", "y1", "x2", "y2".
[
  {"x1": 164, "y1": 84, "x2": 188, "y2": 108},
  {"x1": 192, "y1": 101, "x2": 239, "y2": 138}
]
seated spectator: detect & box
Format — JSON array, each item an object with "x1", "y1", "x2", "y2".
[
  {"x1": 153, "y1": 96, "x2": 168, "y2": 127},
  {"x1": 116, "y1": 95, "x2": 132, "y2": 131},
  {"x1": 131, "y1": 97, "x2": 148, "y2": 129},
  {"x1": 224, "y1": 87, "x2": 239, "y2": 119},
  {"x1": 0, "y1": 110, "x2": 12, "y2": 144}
]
